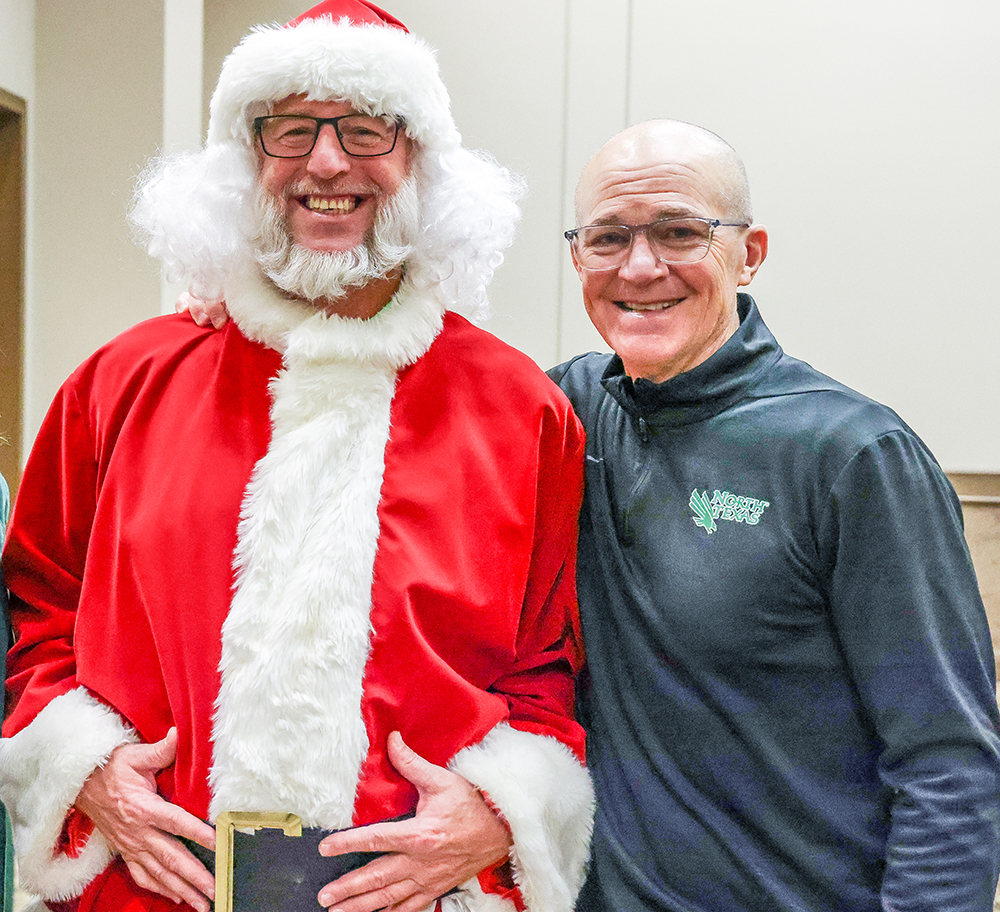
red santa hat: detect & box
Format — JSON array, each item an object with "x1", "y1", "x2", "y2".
[
  {"x1": 286, "y1": 0, "x2": 407, "y2": 30},
  {"x1": 207, "y1": 0, "x2": 460, "y2": 152}
]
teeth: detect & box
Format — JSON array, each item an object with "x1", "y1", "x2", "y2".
[
  {"x1": 306, "y1": 196, "x2": 356, "y2": 212},
  {"x1": 624, "y1": 301, "x2": 675, "y2": 311}
]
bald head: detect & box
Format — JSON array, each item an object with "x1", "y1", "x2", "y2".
[{"x1": 575, "y1": 120, "x2": 752, "y2": 227}]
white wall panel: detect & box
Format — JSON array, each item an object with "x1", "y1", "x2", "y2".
[
  {"x1": 0, "y1": 0, "x2": 34, "y2": 103},
  {"x1": 556, "y1": 0, "x2": 632, "y2": 364},
  {"x1": 390, "y1": 0, "x2": 572, "y2": 368},
  {"x1": 161, "y1": 0, "x2": 205, "y2": 314},
  {"x1": 628, "y1": 0, "x2": 1000, "y2": 470}
]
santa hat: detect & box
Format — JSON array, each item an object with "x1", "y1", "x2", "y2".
[{"x1": 208, "y1": 0, "x2": 461, "y2": 153}]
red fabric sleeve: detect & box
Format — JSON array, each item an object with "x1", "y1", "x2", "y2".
[
  {"x1": 491, "y1": 397, "x2": 586, "y2": 761},
  {"x1": 3, "y1": 374, "x2": 98, "y2": 734}
]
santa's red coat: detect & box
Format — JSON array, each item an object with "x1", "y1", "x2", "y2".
[{"x1": 1, "y1": 301, "x2": 591, "y2": 912}]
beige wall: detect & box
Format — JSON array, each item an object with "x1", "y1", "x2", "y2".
[
  {"x1": 0, "y1": 0, "x2": 33, "y2": 102},
  {"x1": 203, "y1": 0, "x2": 303, "y2": 126},
  {"x1": 25, "y1": 0, "x2": 164, "y2": 443}
]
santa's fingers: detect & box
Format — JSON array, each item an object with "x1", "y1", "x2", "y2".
[
  {"x1": 317, "y1": 862, "x2": 424, "y2": 912},
  {"x1": 121, "y1": 837, "x2": 214, "y2": 912}
]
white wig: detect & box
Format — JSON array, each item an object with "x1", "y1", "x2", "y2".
[{"x1": 131, "y1": 12, "x2": 523, "y2": 323}]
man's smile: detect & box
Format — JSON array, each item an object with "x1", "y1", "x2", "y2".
[{"x1": 614, "y1": 298, "x2": 683, "y2": 312}]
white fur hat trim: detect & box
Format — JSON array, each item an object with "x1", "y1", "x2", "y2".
[{"x1": 208, "y1": 16, "x2": 459, "y2": 152}]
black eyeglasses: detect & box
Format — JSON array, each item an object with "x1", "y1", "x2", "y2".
[
  {"x1": 564, "y1": 217, "x2": 749, "y2": 270},
  {"x1": 254, "y1": 114, "x2": 403, "y2": 159}
]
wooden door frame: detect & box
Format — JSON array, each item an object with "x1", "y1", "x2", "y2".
[
  {"x1": 949, "y1": 473, "x2": 1000, "y2": 680},
  {"x1": 0, "y1": 86, "x2": 25, "y2": 501}
]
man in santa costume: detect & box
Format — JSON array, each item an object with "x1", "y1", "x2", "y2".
[{"x1": 0, "y1": 3, "x2": 593, "y2": 912}]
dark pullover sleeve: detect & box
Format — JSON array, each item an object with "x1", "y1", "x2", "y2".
[{"x1": 819, "y1": 430, "x2": 1000, "y2": 911}]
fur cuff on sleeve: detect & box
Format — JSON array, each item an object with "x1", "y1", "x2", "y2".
[
  {"x1": 449, "y1": 723, "x2": 595, "y2": 912},
  {"x1": 0, "y1": 687, "x2": 137, "y2": 899}
]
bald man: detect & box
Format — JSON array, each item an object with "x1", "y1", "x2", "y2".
[{"x1": 551, "y1": 121, "x2": 1000, "y2": 912}]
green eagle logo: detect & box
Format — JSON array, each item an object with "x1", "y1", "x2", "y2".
[{"x1": 689, "y1": 488, "x2": 717, "y2": 534}]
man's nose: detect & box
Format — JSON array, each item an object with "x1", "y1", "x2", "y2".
[
  {"x1": 617, "y1": 233, "x2": 669, "y2": 283},
  {"x1": 306, "y1": 124, "x2": 353, "y2": 178}
]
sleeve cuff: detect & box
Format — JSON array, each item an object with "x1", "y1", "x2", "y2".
[
  {"x1": 448, "y1": 722, "x2": 594, "y2": 912},
  {"x1": 0, "y1": 687, "x2": 136, "y2": 900}
]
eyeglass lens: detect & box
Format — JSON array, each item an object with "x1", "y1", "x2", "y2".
[
  {"x1": 258, "y1": 115, "x2": 398, "y2": 158},
  {"x1": 575, "y1": 218, "x2": 714, "y2": 267}
]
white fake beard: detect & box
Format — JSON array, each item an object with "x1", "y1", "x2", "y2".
[{"x1": 251, "y1": 177, "x2": 419, "y2": 304}]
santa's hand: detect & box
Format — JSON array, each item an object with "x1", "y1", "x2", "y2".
[
  {"x1": 316, "y1": 731, "x2": 512, "y2": 912},
  {"x1": 176, "y1": 291, "x2": 230, "y2": 329},
  {"x1": 75, "y1": 728, "x2": 217, "y2": 912}
]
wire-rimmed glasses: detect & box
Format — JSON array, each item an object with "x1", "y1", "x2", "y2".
[{"x1": 564, "y1": 217, "x2": 749, "y2": 270}]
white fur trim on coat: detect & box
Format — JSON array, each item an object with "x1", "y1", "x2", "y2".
[
  {"x1": 209, "y1": 16, "x2": 458, "y2": 153},
  {"x1": 210, "y1": 281, "x2": 445, "y2": 825},
  {"x1": 223, "y1": 263, "x2": 445, "y2": 365},
  {"x1": 449, "y1": 723, "x2": 595, "y2": 912},
  {"x1": 0, "y1": 688, "x2": 136, "y2": 900}
]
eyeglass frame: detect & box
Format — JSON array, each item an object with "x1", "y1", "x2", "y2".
[
  {"x1": 253, "y1": 113, "x2": 405, "y2": 159},
  {"x1": 564, "y1": 216, "x2": 750, "y2": 270}
]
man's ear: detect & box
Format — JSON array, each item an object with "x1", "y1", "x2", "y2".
[
  {"x1": 738, "y1": 224, "x2": 768, "y2": 286},
  {"x1": 569, "y1": 243, "x2": 585, "y2": 281}
]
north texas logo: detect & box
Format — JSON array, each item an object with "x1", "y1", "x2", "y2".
[{"x1": 689, "y1": 488, "x2": 770, "y2": 534}]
